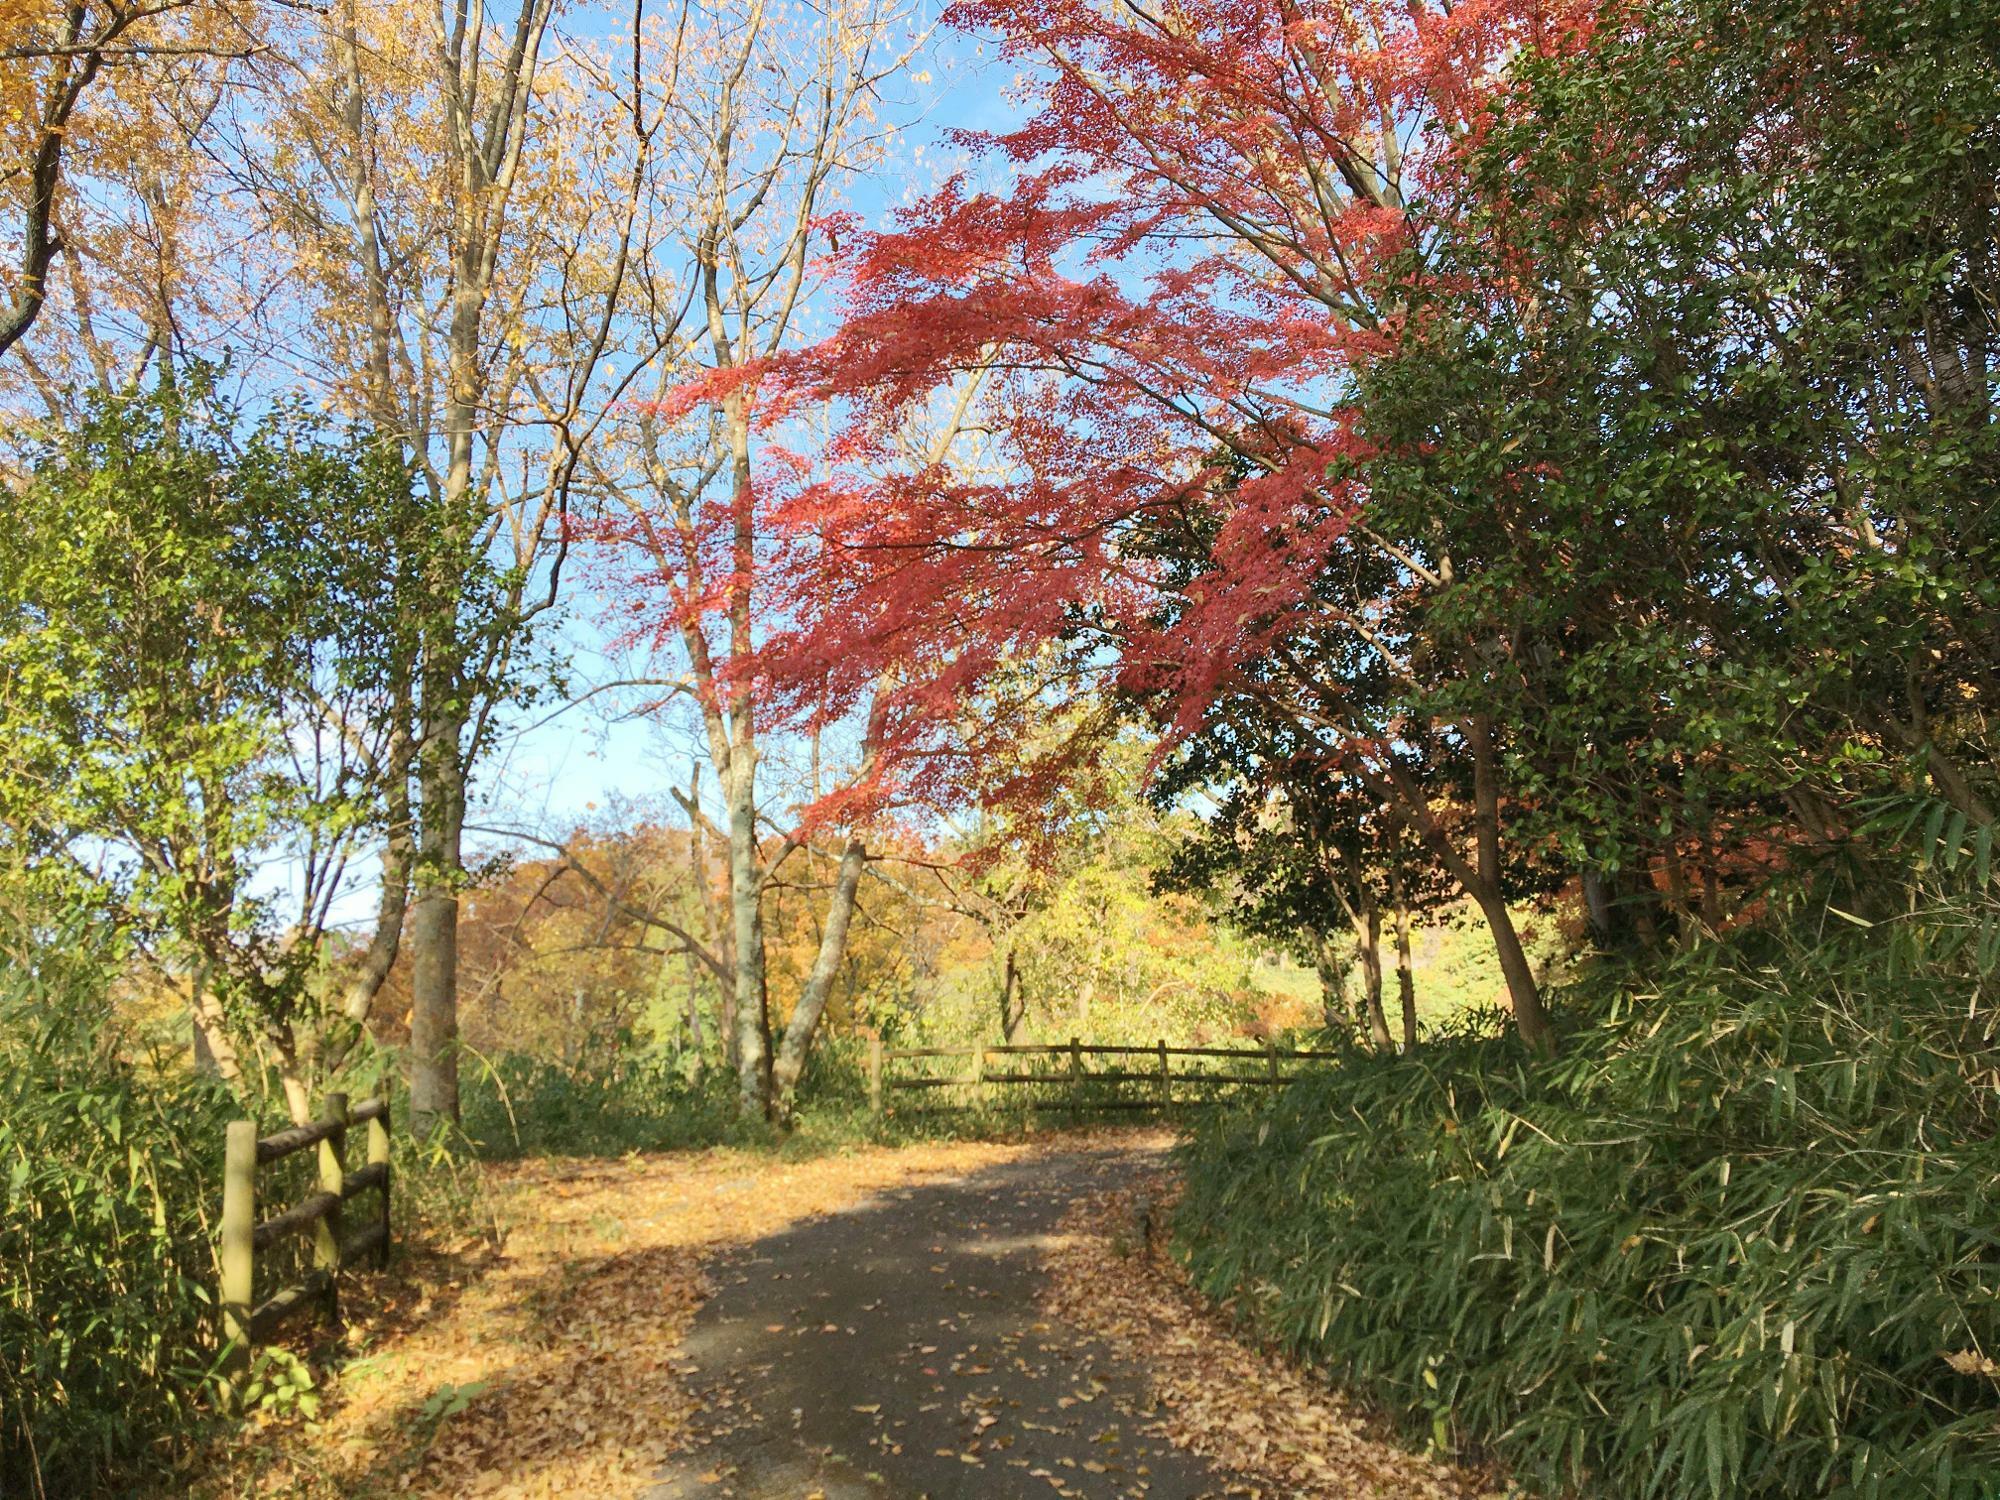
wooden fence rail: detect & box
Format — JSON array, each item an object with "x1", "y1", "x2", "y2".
[
  {"x1": 866, "y1": 1035, "x2": 1337, "y2": 1115},
  {"x1": 219, "y1": 1086, "x2": 392, "y2": 1375}
]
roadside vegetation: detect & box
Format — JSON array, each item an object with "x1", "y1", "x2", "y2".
[
  {"x1": 3, "y1": 0, "x2": 1995, "y2": 1496},
  {"x1": 1180, "y1": 867, "x2": 2000, "y2": 1499}
]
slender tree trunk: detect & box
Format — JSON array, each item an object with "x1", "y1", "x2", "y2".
[
  {"x1": 681, "y1": 942, "x2": 706, "y2": 1072},
  {"x1": 1389, "y1": 861, "x2": 1417, "y2": 1053},
  {"x1": 713, "y1": 376, "x2": 773, "y2": 1119},
  {"x1": 1313, "y1": 935, "x2": 1351, "y2": 1031},
  {"x1": 190, "y1": 984, "x2": 246, "y2": 1094},
  {"x1": 1357, "y1": 895, "x2": 1392, "y2": 1052},
  {"x1": 720, "y1": 973, "x2": 740, "y2": 1078},
  {"x1": 1582, "y1": 868, "x2": 1619, "y2": 953},
  {"x1": 192, "y1": 1013, "x2": 221, "y2": 1078},
  {"x1": 408, "y1": 884, "x2": 460, "y2": 1129},
  {"x1": 272, "y1": 1032, "x2": 313, "y2": 1127},
  {"x1": 403, "y1": 0, "x2": 552, "y2": 1137},
  {"x1": 998, "y1": 942, "x2": 1024, "y2": 1042},
  {"x1": 770, "y1": 838, "x2": 867, "y2": 1117},
  {"x1": 1662, "y1": 841, "x2": 1696, "y2": 942},
  {"x1": 348, "y1": 736, "x2": 413, "y2": 1000},
  {"x1": 1468, "y1": 716, "x2": 1553, "y2": 1051},
  {"x1": 566, "y1": 984, "x2": 587, "y2": 1066},
  {"x1": 318, "y1": 723, "x2": 417, "y2": 1082},
  {"x1": 1621, "y1": 864, "x2": 1665, "y2": 947},
  {"x1": 677, "y1": 776, "x2": 708, "y2": 1075},
  {"x1": 725, "y1": 750, "x2": 768, "y2": 1119},
  {"x1": 1470, "y1": 882, "x2": 1546, "y2": 1037},
  {"x1": 1698, "y1": 848, "x2": 1726, "y2": 932},
  {"x1": 409, "y1": 711, "x2": 465, "y2": 1134},
  {"x1": 686, "y1": 764, "x2": 735, "y2": 1077},
  {"x1": 1326, "y1": 866, "x2": 1388, "y2": 1049},
  {"x1": 411, "y1": 193, "x2": 482, "y2": 1136},
  {"x1": 1371, "y1": 722, "x2": 1552, "y2": 1050}
]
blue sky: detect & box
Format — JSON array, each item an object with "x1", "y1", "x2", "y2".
[{"x1": 440, "y1": 11, "x2": 1033, "y2": 871}]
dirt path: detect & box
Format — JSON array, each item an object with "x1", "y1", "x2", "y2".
[
  {"x1": 649, "y1": 1141, "x2": 1236, "y2": 1500},
  {"x1": 182, "y1": 1132, "x2": 1460, "y2": 1499}
]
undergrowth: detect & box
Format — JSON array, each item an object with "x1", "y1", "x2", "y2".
[
  {"x1": 460, "y1": 1048, "x2": 740, "y2": 1158},
  {"x1": 453, "y1": 1032, "x2": 1201, "y2": 1165},
  {"x1": 1175, "y1": 879, "x2": 2000, "y2": 1500},
  {"x1": 0, "y1": 941, "x2": 235, "y2": 1498},
  {"x1": 0, "y1": 944, "x2": 501, "y2": 1497},
  {"x1": 457, "y1": 1033, "x2": 889, "y2": 1159}
]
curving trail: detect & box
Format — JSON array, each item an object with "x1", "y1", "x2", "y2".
[{"x1": 647, "y1": 1141, "x2": 1240, "y2": 1500}]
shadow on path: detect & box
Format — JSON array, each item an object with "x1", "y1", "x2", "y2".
[{"x1": 647, "y1": 1143, "x2": 1240, "y2": 1500}]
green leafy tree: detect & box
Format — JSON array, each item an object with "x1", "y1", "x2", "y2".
[
  {"x1": 1159, "y1": 764, "x2": 1458, "y2": 1053},
  {"x1": 1352, "y1": 0, "x2": 2000, "y2": 928},
  {"x1": 0, "y1": 368, "x2": 440, "y2": 1118},
  {"x1": 915, "y1": 732, "x2": 1270, "y2": 1049}
]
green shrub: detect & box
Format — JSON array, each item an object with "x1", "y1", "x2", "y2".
[
  {"x1": 1175, "y1": 891, "x2": 2000, "y2": 1499},
  {"x1": 0, "y1": 948, "x2": 507, "y2": 1493},
  {"x1": 460, "y1": 1048, "x2": 738, "y2": 1158},
  {"x1": 458, "y1": 1033, "x2": 902, "y2": 1159},
  {"x1": 794, "y1": 1032, "x2": 868, "y2": 1108},
  {"x1": 0, "y1": 945, "x2": 236, "y2": 1496}
]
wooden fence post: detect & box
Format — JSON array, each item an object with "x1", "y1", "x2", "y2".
[
  {"x1": 367, "y1": 1082, "x2": 392, "y2": 1269},
  {"x1": 314, "y1": 1093, "x2": 347, "y2": 1323},
  {"x1": 867, "y1": 1030, "x2": 884, "y2": 1117},
  {"x1": 973, "y1": 1045, "x2": 987, "y2": 1101},
  {"x1": 220, "y1": 1120, "x2": 256, "y2": 1378},
  {"x1": 1069, "y1": 1036, "x2": 1083, "y2": 1110},
  {"x1": 1266, "y1": 1039, "x2": 1279, "y2": 1083},
  {"x1": 1157, "y1": 1037, "x2": 1169, "y2": 1106},
  {"x1": 216, "y1": 1089, "x2": 396, "y2": 1359}
]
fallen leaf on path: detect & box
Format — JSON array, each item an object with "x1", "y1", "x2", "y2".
[
  {"x1": 1039, "y1": 1172, "x2": 1497, "y2": 1500},
  {"x1": 181, "y1": 1138, "x2": 1031, "y2": 1499}
]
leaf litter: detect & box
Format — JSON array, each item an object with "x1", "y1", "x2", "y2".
[
  {"x1": 1038, "y1": 1167, "x2": 1505, "y2": 1500},
  {"x1": 179, "y1": 1138, "x2": 1031, "y2": 1498},
  {"x1": 179, "y1": 1132, "x2": 1498, "y2": 1499}
]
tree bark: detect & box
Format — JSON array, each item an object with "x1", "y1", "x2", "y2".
[
  {"x1": 683, "y1": 764, "x2": 736, "y2": 1077},
  {"x1": 1367, "y1": 725, "x2": 1552, "y2": 1050},
  {"x1": 681, "y1": 941, "x2": 707, "y2": 1070},
  {"x1": 998, "y1": 942, "x2": 1024, "y2": 1043},
  {"x1": 189, "y1": 983, "x2": 247, "y2": 1095},
  {"x1": 270, "y1": 1026, "x2": 313, "y2": 1126},
  {"x1": 337, "y1": 725, "x2": 415, "y2": 1032},
  {"x1": 408, "y1": 710, "x2": 465, "y2": 1134},
  {"x1": 725, "y1": 749, "x2": 769, "y2": 1118},
  {"x1": 1466, "y1": 716, "x2": 1553, "y2": 1050},
  {"x1": 770, "y1": 838, "x2": 867, "y2": 1117},
  {"x1": 1356, "y1": 894, "x2": 1392, "y2": 1053},
  {"x1": 1581, "y1": 868, "x2": 1618, "y2": 952},
  {"x1": 1389, "y1": 861, "x2": 1417, "y2": 1053},
  {"x1": 1471, "y1": 882, "x2": 1546, "y2": 1036},
  {"x1": 402, "y1": 0, "x2": 554, "y2": 1137},
  {"x1": 1312, "y1": 934, "x2": 1351, "y2": 1030}
]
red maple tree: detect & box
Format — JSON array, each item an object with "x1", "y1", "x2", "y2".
[{"x1": 748, "y1": 0, "x2": 1597, "y2": 1045}]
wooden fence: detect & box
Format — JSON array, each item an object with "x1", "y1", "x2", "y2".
[
  {"x1": 218, "y1": 1088, "x2": 392, "y2": 1373},
  {"x1": 866, "y1": 1036, "x2": 1339, "y2": 1115}
]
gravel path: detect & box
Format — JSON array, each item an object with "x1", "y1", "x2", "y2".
[{"x1": 646, "y1": 1141, "x2": 1239, "y2": 1500}]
